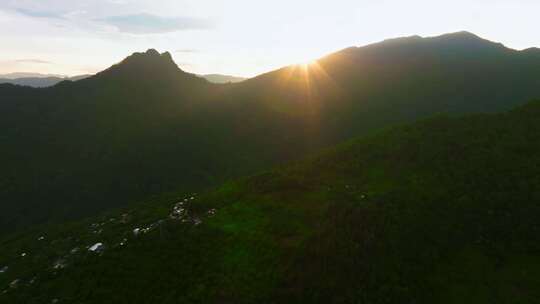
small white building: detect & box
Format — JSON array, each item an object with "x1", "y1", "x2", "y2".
[
  {"x1": 53, "y1": 259, "x2": 67, "y2": 270},
  {"x1": 88, "y1": 243, "x2": 104, "y2": 253},
  {"x1": 9, "y1": 279, "x2": 19, "y2": 289}
]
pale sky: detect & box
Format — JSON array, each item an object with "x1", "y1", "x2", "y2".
[{"x1": 0, "y1": 0, "x2": 538, "y2": 78}]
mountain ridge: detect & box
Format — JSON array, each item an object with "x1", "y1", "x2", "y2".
[
  {"x1": 1, "y1": 31, "x2": 535, "y2": 89},
  {"x1": 2, "y1": 31, "x2": 540, "y2": 235},
  {"x1": 372, "y1": 31, "x2": 508, "y2": 51}
]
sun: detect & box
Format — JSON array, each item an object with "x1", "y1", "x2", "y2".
[{"x1": 299, "y1": 59, "x2": 317, "y2": 70}]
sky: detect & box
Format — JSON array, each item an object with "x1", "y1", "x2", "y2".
[{"x1": 0, "y1": 0, "x2": 538, "y2": 78}]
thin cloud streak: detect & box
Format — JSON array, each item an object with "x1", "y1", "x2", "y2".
[
  {"x1": 14, "y1": 59, "x2": 53, "y2": 64},
  {"x1": 15, "y1": 8, "x2": 65, "y2": 19},
  {"x1": 175, "y1": 49, "x2": 200, "y2": 53},
  {"x1": 97, "y1": 13, "x2": 214, "y2": 34}
]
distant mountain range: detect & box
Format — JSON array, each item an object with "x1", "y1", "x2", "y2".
[
  {"x1": 0, "y1": 72, "x2": 67, "y2": 79},
  {"x1": 0, "y1": 72, "x2": 245, "y2": 88},
  {"x1": 0, "y1": 74, "x2": 91, "y2": 88},
  {"x1": 198, "y1": 74, "x2": 246, "y2": 83},
  {"x1": 1, "y1": 31, "x2": 540, "y2": 235}
]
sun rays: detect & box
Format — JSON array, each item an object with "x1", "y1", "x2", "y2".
[
  {"x1": 263, "y1": 58, "x2": 343, "y2": 119},
  {"x1": 274, "y1": 59, "x2": 340, "y2": 104}
]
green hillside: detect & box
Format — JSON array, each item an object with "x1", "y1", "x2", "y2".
[
  {"x1": 2, "y1": 32, "x2": 540, "y2": 235},
  {"x1": 2, "y1": 100, "x2": 540, "y2": 303}
]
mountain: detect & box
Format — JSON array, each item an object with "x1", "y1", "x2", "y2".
[
  {"x1": 200, "y1": 74, "x2": 247, "y2": 84},
  {"x1": 2, "y1": 100, "x2": 540, "y2": 303},
  {"x1": 0, "y1": 75, "x2": 91, "y2": 88},
  {"x1": 2, "y1": 33, "x2": 540, "y2": 235}
]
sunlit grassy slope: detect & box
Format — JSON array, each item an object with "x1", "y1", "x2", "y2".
[{"x1": 2, "y1": 100, "x2": 540, "y2": 303}]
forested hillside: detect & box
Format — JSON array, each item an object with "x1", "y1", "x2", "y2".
[{"x1": 1, "y1": 100, "x2": 540, "y2": 303}]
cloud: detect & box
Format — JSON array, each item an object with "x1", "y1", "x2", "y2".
[
  {"x1": 97, "y1": 13, "x2": 213, "y2": 34},
  {"x1": 175, "y1": 49, "x2": 200, "y2": 53},
  {"x1": 107, "y1": 0, "x2": 130, "y2": 4},
  {"x1": 15, "y1": 8, "x2": 65, "y2": 19},
  {"x1": 14, "y1": 59, "x2": 53, "y2": 64}
]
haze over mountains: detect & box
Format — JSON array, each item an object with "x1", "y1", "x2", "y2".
[
  {"x1": 0, "y1": 72, "x2": 245, "y2": 88},
  {"x1": 2, "y1": 31, "x2": 540, "y2": 236},
  {"x1": 0, "y1": 74, "x2": 92, "y2": 88},
  {"x1": 198, "y1": 74, "x2": 246, "y2": 83},
  {"x1": 0, "y1": 73, "x2": 67, "y2": 79}
]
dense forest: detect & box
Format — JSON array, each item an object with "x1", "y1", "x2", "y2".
[{"x1": 1, "y1": 100, "x2": 540, "y2": 303}]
